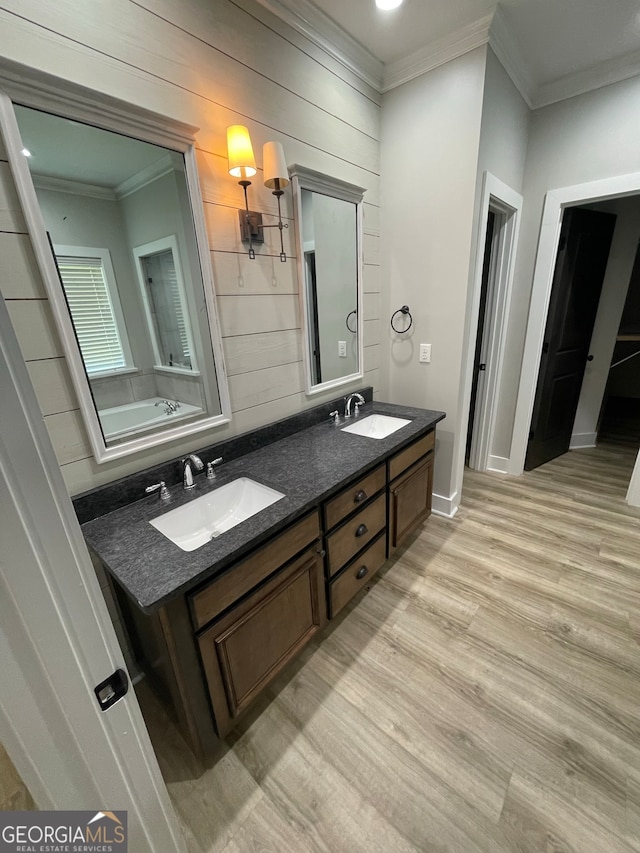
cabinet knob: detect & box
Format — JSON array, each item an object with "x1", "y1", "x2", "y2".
[
  {"x1": 356, "y1": 565, "x2": 369, "y2": 580},
  {"x1": 354, "y1": 489, "x2": 367, "y2": 503},
  {"x1": 355, "y1": 523, "x2": 368, "y2": 537},
  {"x1": 318, "y1": 548, "x2": 326, "y2": 558}
]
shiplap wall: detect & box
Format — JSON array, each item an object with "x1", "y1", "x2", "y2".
[{"x1": 0, "y1": 0, "x2": 381, "y2": 495}]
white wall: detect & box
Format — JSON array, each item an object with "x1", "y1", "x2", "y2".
[
  {"x1": 494, "y1": 74, "x2": 640, "y2": 461},
  {"x1": 571, "y1": 196, "x2": 640, "y2": 446},
  {"x1": 477, "y1": 49, "x2": 530, "y2": 195},
  {"x1": 464, "y1": 48, "x2": 529, "y2": 474},
  {"x1": 0, "y1": 0, "x2": 382, "y2": 495},
  {"x1": 380, "y1": 47, "x2": 487, "y2": 512}
]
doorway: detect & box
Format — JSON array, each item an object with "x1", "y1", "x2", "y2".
[
  {"x1": 466, "y1": 209, "x2": 495, "y2": 464},
  {"x1": 524, "y1": 206, "x2": 616, "y2": 470},
  {"x1": 598, "y1": 237, "x2": 640, "y2": 450},
  {"x1": 511, "y1": 171, "x2": 640, "y2": 486},
  {"x1": 462, "y1": 173, "x2": 522, "y2": 477}
]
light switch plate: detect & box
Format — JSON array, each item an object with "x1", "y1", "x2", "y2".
[{"x1": 338, "y1": 340, "x2": 347, "y2": 357}]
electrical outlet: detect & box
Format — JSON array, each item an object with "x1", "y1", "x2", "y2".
[
  {"x1": 338, "y1": 340, "x2": 347, "y2": 358},
  {"x1": 419, "y1": 344, "x2": 431, "y2": 363}
]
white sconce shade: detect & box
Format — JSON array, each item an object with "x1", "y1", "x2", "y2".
[
  {"x1": 376, "y1": 0, "x2": 403, "y2": 8},
  {"x1": 263, "y1": 141, "x2": 289, "y2": 189},
  {"x1": 227, "y1": 125, "x2": 256, "y2": 180}
]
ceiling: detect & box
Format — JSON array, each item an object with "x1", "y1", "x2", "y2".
[
  {"x1": 259, "y1": 0, "x2": 640, "y2": 106},
  {"x1": 14, "y1": 105, "x2": 171, "y2": 188}
]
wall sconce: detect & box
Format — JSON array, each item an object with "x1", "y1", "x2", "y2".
[
  {"x1": 227, "y1": 126, "x2": 289, "y2": 262},
  {"x1": 263, "y1": 141, "x2": 289, "y2": 263},
  {"x1": 227, "y1": 125, "x2": 262, "y2": 260}
]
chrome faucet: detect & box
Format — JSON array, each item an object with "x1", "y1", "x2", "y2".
[
  {"x1": 344, "y1": 393, "x2": 365, "y2": 419},
  {"x1": 155, "y1": 399, "x2": 180, "y2": 415},
  {"x1": 181, "y1": 454, "x2": 203, "y2": 489}
]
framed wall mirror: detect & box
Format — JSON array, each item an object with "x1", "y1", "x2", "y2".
[
  {"x1": 0, "y1": 90, "x2": 230, "y2": 462},
  {"x1": 290, "y1": 165, "x2": 365, "y2": 395}
]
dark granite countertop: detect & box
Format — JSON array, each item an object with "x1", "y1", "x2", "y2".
[{"x1": 82, "y1": 401, "x2": 445, "y2": 614}]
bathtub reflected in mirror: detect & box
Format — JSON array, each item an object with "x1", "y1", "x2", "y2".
[
  {"x1": 99, "y1": 398, "x2": 203, "y2": 442},
  {"x1": 9, "y1": 102, "x2": 230, "y2": 461}
]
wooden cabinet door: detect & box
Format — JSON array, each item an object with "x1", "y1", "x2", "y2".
[
  {"x1": 388, "y1": 454, "x2": 433, "y2": 554},
  {"x1": 198, "y1": 547, "x2": 325, "y2": 737}
]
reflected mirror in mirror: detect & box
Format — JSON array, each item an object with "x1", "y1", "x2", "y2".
[
  {"x1": 13, "y1": 104, "x2": 228, "y2": 458},
  {"x1": 291, "y1": 165, "x2": 365, "y2": 396},
  {"x1": 133, "y1": 236, "x2": 195, "y2": 371},
  {"x1": 302, "y1": 189, "x2": 357, "y2": 384}
]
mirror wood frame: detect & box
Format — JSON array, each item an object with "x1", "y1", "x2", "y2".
[
  {"x1": 0, "y1": 66, "x2": 231, "y2": 464},
  {"x1": 290, "y1": 164, "x2": 365, "y2": 396}
]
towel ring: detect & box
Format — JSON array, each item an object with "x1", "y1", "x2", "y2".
[
  {"x1": 346, "y1": 310, "x2": 357, "y2": 333},
  {"x1": 391, "y1": 305, "x2": 413, "y2": 334}
]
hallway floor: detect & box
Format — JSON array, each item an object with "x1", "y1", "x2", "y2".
[{"x1": 141, "y1": 438, "x2": 640, "y2": 852}]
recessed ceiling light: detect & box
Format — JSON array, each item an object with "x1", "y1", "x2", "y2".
[
  {"x1": 376, "y1": 0, "x2": 403, "y2": 9},
  {"x1": 21, "y1": 148, "x2": 32, "y2": 157}
]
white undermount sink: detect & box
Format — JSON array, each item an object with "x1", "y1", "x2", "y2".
[
  {"x1": 341, "y1": 413, "x2": 411, "y2": 440},
  {"x1": 150, "y1": 477, "x2": 285, "y2": 551}
]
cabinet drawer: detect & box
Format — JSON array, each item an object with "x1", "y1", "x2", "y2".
[
  {"x1": 190, "y1": 511, "x2": 320, "y2": 630},
  {"x1": 388, "y1": 431, "x2": 435, "y2": 481},
  {"x1": 323, "y1": 464, "x2": 386, "y2": 530},
  {"x1": 326, "y1": 493, "x2": 386, "y2": 577},
  {"x1": 198, "y1": 547, "x2": 325, "y2": 737},
  {"x1": 329, "y1": 534, "x2": 387, "y2": 618},
  {"x1": 389, "y1": 455, "x2": 433, "y2": 554}
]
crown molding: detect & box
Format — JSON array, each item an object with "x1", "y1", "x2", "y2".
[
  {"x1": 253, "y1": 0, "x2": 640, "y2": 109},
  {"x1": 489, "y1": 6, "x2": 640, "y2": 111},
  {"x1": 253, "y1": 0, "x2": 383, "y2": 91},
  {"x1": 31, "y1": 174, "x2": 117, "y2": 201},
  {"x1": 382, "y1": 13, "x2": 494, "y2": 92},
  {"x1": 488, "y1": 7, "x2": 535, "y2": 108},
  {"x1": 533, "y1": 47, "x2": 640, "y2": 109},
  {"x1": 115, "y1": 153, "x2": 177, "y2": 198},
  {"x1": 30, "y1": 154, "x2": 179, "y2": 201}
]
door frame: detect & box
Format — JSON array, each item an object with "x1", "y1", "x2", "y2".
[
  {"x1": 510, "y1": 171, "x2": 640, "y2": 475},
  {"x1": 462, "y1": 172, "x2": 522, "y2": 475},
  {"x1": 0, "y1": 210, "x2": 185, "y2": 853}
]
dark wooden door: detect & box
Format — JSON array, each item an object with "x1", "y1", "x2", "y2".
[{"x1": 525, "y1": 207, "x2": 616, "y2": 471}]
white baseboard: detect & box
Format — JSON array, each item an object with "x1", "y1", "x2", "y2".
[
  {"x1": 432, "y1": 490, "x2": 459, "y2": 518},
  {"x1": 487, "y1": 455, "x2": 509, "y2": 474},
  {"x1": 570, "y1": 432, "x2": 597, "y2": 449}
]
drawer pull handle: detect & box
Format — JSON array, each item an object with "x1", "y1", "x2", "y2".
[
  {"x1": 356, "y1": 565, "x2": 369, "y2": 580},
  {"x1": 354, "y1": 489, "x2": 367, "y2": 503},
  {"x1": 355, "y1": 523, "x2": 368, "y2": 537}
]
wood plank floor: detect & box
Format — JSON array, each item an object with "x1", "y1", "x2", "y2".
[{"x1": 139, "y1": 439, "x2": 640, "y2": 852}]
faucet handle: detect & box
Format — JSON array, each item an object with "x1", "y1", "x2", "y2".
[
  {"x1": 145, "y1": 481, "x2": 170, "y2": 500},
  {"x1": 329, "y1": 410, "x2": 340, "y2": 424},
  {"x1": 206, "y1": 457, "x2": 223, "y2": 479},
  {"x1": 353, "y1": 401, "x2": 362, "y2": 416}
]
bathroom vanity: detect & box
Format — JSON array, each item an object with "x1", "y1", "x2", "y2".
[{"x1": 81, "y1": 398, "x2": 444, "y2": 756}]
